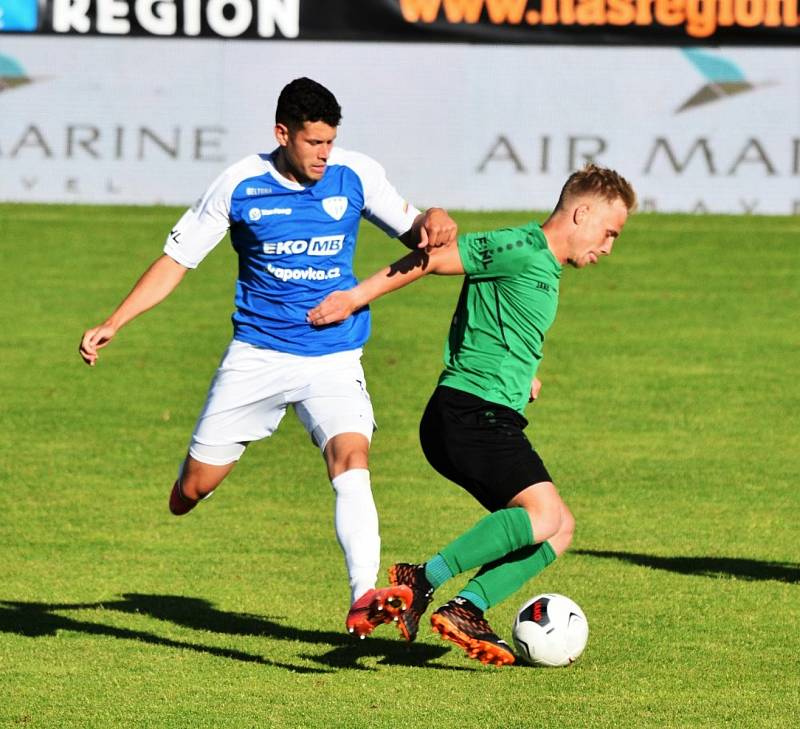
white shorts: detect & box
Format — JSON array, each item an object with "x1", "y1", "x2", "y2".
[{"x1": 188, "y1": 340, "x2": 375, "y2": 466}]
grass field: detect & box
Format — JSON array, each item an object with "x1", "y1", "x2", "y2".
[{"x1": 0, "y1": 204, "x2": 798, "y2": 728}]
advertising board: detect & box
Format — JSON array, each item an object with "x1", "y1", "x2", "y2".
[{"x1": 1, "y1": 38, "x2": 797, "y2": 213}]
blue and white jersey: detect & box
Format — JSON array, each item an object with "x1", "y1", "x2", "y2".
[{"x1": 164, "y1": 147, "x2": 420, "y2": 356}]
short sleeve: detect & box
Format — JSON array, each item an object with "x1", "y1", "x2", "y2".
[
  {"x1": 333, "y1": 149, "x2": 421, "y2": 237},
  {"x1": 458, "y1": 227, "x2": 537, "y2": 279},
  {"x1": 163, "y1": 168, "x2": 234, "y2": 269}
]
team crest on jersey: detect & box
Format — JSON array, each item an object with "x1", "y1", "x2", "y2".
[{"x1": 322, "y1": 196, "x2": 348, "y2": 221}]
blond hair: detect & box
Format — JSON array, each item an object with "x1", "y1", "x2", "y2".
[{"x1": 556, "y1": 164, "x2": 637, "y2": 212}]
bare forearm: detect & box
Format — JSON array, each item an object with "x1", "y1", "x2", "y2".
[
  {"x1": 105, "y1": 255, "x2": 188, "y2": 330},
  {"x1": 356, "y1": 240, "x2": 466, "y2": 305},
  {"x1": 307, "y1": 243, "x2": 463, "y2": 327},
  {"x1": 350, "y1": 250, "x2": 431, "y2": 308},
  {"x1": 80, "y1": 254, "x2": 189, "y2": 366}
]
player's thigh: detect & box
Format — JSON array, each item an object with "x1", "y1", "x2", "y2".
[
  {"x1": 419, "y1": 388, "x2": 473, "y2": 488},
  {"x1": 421, "y1": 386, "x2": 552, "y2": 513},
  {"x1": 417, "y1": 387, "x2": 506, "y2": 511},
  {"x1": 293, "y1": 349, "x2": 375, "y2": 454},
  {"x1": 475, "y1": 407, "x2": 552, "y2": 513},
  {"x1": 189, "y1": 340, "x2": 291, "y2": 465}
]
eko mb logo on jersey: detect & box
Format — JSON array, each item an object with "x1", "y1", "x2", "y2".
[{"x1": 262, "y1": 235, "x2": 344, "y2": 256}]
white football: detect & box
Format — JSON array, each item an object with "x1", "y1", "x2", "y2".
[{"x1": 512, "y1": 593, "x2": 589, "y2": 667}]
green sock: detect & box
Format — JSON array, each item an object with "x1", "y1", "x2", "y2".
[
  {"x1": 457, "y1": 589, "x2": 489, "y2": 612},
  {"x1": 424, "y1": 555, "x2": 453, "y2": 589},
  {"x1": 437, "y1": 507, "x2": 534, "y2": 578},
  {"x1": 463, "y1": 541, "x2": 557, "y2": 609}
]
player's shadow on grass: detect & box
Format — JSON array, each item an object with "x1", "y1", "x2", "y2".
[
  {"x1": 0, "y1": 594, "x2": 470, "y2": 673},
  {"x1": 575, "y1": 550, "x2": 800, "y2": 583}
]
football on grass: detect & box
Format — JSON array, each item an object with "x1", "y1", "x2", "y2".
[{"x1": 512, "y1": 593, "x2": 589, "y2": 667}]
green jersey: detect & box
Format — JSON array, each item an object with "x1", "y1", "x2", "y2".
[{"x1": 438, "y1": 222, "x2": 562, "y2": 414}]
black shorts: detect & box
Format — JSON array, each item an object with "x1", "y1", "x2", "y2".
[{"x1": 419, "y1": 385, "x2": 552, "y2": 513}]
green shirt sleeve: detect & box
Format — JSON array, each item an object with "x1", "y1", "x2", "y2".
[{"x1": 457, "y1": 226, "x2": 539, "y2": 279}]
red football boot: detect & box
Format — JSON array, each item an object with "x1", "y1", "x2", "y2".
[{"x1": 345, "y1": 585, "x2": 413, "y2": 639}]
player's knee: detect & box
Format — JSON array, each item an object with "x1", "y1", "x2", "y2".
[
  {"x1": 562, "y1": 507, "x2": 576, "y2": 547},
  {"x1": 327, "y1": 451, "x2": 368, "y2": 479},
  {"x1": 324, "y1": 434, "x2": 370, "y2": 479},
  {"x1": 179, "y1": 475, "x2": 209, "y2": 501},
  {"x1": 510, "y1": 481, "x2": 564, "y2": 542},
  {"x1": 179, "y1": 457, "x2": 234, "y2": 500},
  {"x1": 549, "y1": 507, "x2": 575, "y2": 556},
  {"x1": 521, "y1": 499, "x2": 562, "y2": 543}
]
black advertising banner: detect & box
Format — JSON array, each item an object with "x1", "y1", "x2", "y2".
[
  {"x1": 0, "y1": 0, "x2": 797, "y2": 44},
  {"x1": 311, "y1": 0, "x2": 800, "y2": 44}
]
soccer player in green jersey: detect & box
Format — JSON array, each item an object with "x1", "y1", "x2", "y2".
[{"x1": 307, "y1": 164, "x2": 636, "y2": 665}]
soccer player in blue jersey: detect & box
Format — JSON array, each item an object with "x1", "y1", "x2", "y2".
[{"x1": 79, "y1": 77, "x2": 457, "y2": 638}]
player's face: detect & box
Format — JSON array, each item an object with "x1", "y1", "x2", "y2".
[
  {"x1": 566, "y1": 196, "x2": 629, "y2": 269},
  {"x1": 274, "y1": 120, "x2": 337, "y2": 183}
]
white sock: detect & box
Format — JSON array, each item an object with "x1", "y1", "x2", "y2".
[{"x1": 330, "y1": 468, "x2": 380, "y2": 604}]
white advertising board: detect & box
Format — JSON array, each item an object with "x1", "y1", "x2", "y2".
[{"x1": 1, "y1": 37, "x2": 798, "y2": 213}]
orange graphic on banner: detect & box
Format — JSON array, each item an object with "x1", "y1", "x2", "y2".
[
  {"x1": 398, "y1": 0, "x2": 799, "y2": 37},
  {"x1": 400, "y1": 0, "x2": 526, "y2": 23}
]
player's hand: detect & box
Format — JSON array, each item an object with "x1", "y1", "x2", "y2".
[
  {"x1": 79, "y1": 323, "x2": 117, "y2": 366},
  {"x1": 307, "y1": 290, "x2": 359, "y2": 326},
  {"x1": 529, "y1": 377, "x2": 542, "y2": 403},
  {"x1": 417, "y1": 208, "x2": 457, "y2": 250}
]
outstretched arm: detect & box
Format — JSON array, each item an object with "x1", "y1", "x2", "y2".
[
  {"x1": 308, "y1": 242, "x2": 465, "y2": 327},
  {"x1": 79, "y1": 254, "x2": 189, "y2": 366}
]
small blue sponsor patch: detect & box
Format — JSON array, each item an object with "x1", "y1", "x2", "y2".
[{"x1": 0, "y1": 0, "x2": 39, "y2": 32}]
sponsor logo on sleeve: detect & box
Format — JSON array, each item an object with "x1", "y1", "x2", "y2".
[
  {"x1": 473, "y1": 235, "x2": 493, "y2": 269},
  {"x1": 322, "y1": 196, "x2": 348, "y2": 221}
]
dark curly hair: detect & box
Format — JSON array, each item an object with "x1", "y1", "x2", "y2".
[{"x1": 275, "y1": 77, "x2": 342, "y2": 130}]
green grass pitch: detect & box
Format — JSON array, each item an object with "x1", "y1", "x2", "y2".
[{"x1": 0, "y1": 203, "x2": 798, "y2": 728}]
